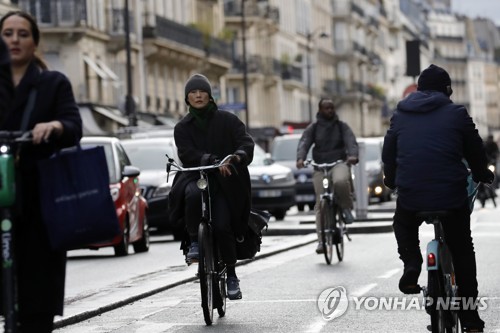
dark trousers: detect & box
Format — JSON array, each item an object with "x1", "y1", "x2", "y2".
[
  {"x1": 184, "y1": 180, "x2": 237, "y2": 265},
  {"x1": 393, "y1": 200, "x2": 479, "y2": 300}
]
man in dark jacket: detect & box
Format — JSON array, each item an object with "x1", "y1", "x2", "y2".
[
  {"x1": 382, "y1": 64, "x2": 493, "y2": 332},
  {"x1": 169, "y1": 73, "x2": 254, "y2": 300},
  {"x1": 296, "y1": 98, "x2": 358, "y2": 254}
]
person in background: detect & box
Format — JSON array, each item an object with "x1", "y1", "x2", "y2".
[
  {"x1": 0, "y1": 11, "x2": 82, "y2": 332},
  {"x1": 169, "y1": 73, "x2": 254, "y2": 300},
  {"x1": 296, "y1": 98, "x2": 359, "y2": 254},
  {"x1": 382, "y1": 64, "x2": 493, "y2": 332}
]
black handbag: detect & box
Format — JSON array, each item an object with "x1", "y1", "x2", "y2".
[
  {"x1": 235, "y1": 209, "x2": 270, "y2": 260},
  {"x1": 37, "y1": 145, "x2": 120, "y2": 251}
]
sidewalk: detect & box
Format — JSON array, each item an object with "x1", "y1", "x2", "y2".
[{"x1": 264, "y1": 201, "x2": 395, "y2": 236}]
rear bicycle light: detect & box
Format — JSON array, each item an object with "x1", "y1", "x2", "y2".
[{"x1": 427, "y1": 253, "x2": 436, "y2": 267}]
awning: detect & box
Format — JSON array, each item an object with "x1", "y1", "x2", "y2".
[
  {"x1": 93, "y1": 106, "x2": 129, "y2": 126},
  {"x1": 83, "y1": 55, "x2": 108, "y2": 80},
  {"x1": 95, "y1": 59, "x2": 120, "y2": 82},
  {"x1": 79, "y1": 106, "x2": 109, "y2": 136}
]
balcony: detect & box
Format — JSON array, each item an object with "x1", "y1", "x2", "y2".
[
  {"x1": 143, "y1": 16, "x2": 232, "y2": 63},
  {"x1": 224, "y1": 0, "x2": 280, "y2": 25},
  {"x1": 19, "y1": 0, "x2": 87, "y2": 27}
]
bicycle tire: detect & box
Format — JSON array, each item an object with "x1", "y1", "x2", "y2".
[
  {"x1": 428, "y1": 270, "x2": 448, "y2": 333},
  {"x1": 198, "y1": 223, "x2": 214, "y2": 326},
  {"x1": 319, "y1": 199, "x2": 334, "y2": 264},
  {"x1": 335, "y1": 207, "x2": 345, "y2": 262},
  {"x1": 216, "y1": 272, "x2": 227, "y2": 317}
]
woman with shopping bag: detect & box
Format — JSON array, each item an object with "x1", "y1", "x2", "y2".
[{"x1": 0, "y1": 11, "x2": 82, "y2": 332}]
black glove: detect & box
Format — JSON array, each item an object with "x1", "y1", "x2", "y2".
[{"x1": 472, "y1": 169, "x2": 495, "y2": 184}]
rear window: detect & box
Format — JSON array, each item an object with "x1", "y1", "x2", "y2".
[
  {"x1": 271, "y1": 137, "x2": 312, "y2": 161},
  {"x1": 122, "y1": 142, "x2": 176, "y2": 171}
]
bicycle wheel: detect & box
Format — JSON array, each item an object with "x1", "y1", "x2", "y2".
[
  {"x1": 319, "y1": 198, "x2": 334, "y2": 265},
  {"x1": 428, "y1": 270, "x2": 447, "y2": 333},
  {"x1": 215, "y1": 267, "x2": 227, "y2": 317},
  {"x1": 198, "y1": 223, "x2": 214, "y2": 325},
  {"x1": 335, "y1": 206, "x2": 345, "y2": 262}
]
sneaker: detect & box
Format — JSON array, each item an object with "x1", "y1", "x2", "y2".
[
  {"x1": 398, "y1": 267, "x2": 421, "y2": 294},
  {"x1": 186, "y1": 242, "x2": 199, "y2": 261},
  {"x1": 315, "y1": 242, "x2": 324, "y2": 254},
  {"x1": 227, "y1": 276, "x2": 242, "y2": 300},
  {"x1": 342, "y1": 209, "x2": 354, "y2": 224}
]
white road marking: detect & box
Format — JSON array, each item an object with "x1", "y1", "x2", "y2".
[
  {"x1": 350, "y1": 283, "x2": 378, "y2": 297},
  {"x1": 377, "y1": 268, "x2": 400, "y2": 279}
]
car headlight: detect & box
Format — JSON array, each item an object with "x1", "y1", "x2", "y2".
[{"x1": 152, "y1": 183, "x2": 171, "y2": 198}]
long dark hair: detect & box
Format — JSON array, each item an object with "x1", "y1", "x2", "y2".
[{"x1": 0, "y1": 10, "x2": 47, "y2": 70}]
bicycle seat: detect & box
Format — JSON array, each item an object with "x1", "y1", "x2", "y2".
[{"x1": 416, "y1": 211, "x2": 450, "y2": 224}]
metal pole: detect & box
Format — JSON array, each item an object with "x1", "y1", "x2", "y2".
[
  {"x1": 306, "y1": 33, "x2": 312, "y2": 123},
  {"x1": 124, "y1": 0, "x2": 137, "y2": 127},
  {"x1": 242, "y1": 0, "x2": 250, "y2": 130}
]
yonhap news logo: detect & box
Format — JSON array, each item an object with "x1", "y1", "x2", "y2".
[
  {"x1": 317, "y1": 286, "x2": 488, "y2": 321},
  {"x1": 317, "y1": 286, "x2": 349, "y2": 321}
]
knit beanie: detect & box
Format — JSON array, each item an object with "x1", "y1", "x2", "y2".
[
  {"x1": 417, "y1": 64, "x2": 452, "y2": 96},
  {"x1": 184, "y1": 74, "x2": 213, "y2": 104}
]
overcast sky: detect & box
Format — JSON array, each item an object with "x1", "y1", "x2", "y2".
[{"x1": 451, "y1": 0, "x2": 500, "y2": 25}]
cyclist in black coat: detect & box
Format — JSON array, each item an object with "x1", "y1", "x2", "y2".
[
  {"x1": 382, "y1": 64, "x2": 493, "y2": 332},
  {"x1": 169, "y1": 74, "x2": 254, "y2": 300}
]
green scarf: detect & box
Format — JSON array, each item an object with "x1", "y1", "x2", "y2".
[{"x1": 188, "y1": 102, "x2": 217, "y2": 132}]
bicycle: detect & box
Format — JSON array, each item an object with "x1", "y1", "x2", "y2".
[
  {"x1": 166, "y1": 154, "x2": 236, "y2": 326},
  {"x1": 419, "y1": 211, "x2": 461, "y2": 333},
  {"x1": 417, "y1": 171, "x2": 484, "y2": 333},
  {"x1": 304, "y1": 159, "x2": 351, "y2": 264},
  {"x1": 0, "y1": 130, "x2": 33, "y2": 333}
]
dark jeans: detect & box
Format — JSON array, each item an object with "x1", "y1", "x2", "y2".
[
  {"x1": 184, "y1": 180, "x2": 237, "y2": 265},
  {"x1": 393, "y1": 200, "x2": 479, "y2": 300}
]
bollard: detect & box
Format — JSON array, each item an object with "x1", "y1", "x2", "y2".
[{"x1": 353, "y1": 141, "x2": 368, "y2": 220}]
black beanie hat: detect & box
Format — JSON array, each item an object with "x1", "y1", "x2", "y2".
[
  {"x1": 184, "y1": 74, "x2": 212, "y2": 102},
  {"x1": 417, "y1": 64, "x2": 452, "y2": 96}
]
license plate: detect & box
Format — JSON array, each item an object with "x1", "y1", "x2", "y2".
[
  {"x1": 295, "y1": 194, "x2": 315, "y2": 202},
  {"x1": 258, "y1": 190, "x2": 282, "y2": 197}
]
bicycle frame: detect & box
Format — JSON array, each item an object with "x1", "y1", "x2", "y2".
[
  {"x1": 420, "y1": 212, "x2": 460, "y2": 333},
  {"x1": 305, "y1": 159, "x2": 350, "y2": 264},
  {"x1": 0, "y1": 131, "x2": 32, "y2": 333}
]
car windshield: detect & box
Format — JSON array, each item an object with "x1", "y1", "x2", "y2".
[
  {"x1": 122, "y1": 142, "x2": 175, "y2": 171},
  {"x1": 364, "y1": 142, "x2": 381, "y2": 162},
  {"x1": 272, "y1": 137, "x2": 312, "y2": 161},
  {"x1": 251, "y1": 145, "x2": 269, "y2": 166}
]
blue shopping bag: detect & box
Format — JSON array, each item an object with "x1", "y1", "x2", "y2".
[{"x1": 38, "y1": 145, "x2": 120, "y2": 251}]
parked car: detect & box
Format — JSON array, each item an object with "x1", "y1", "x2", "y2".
[
  {"x1": 357, "y1": 137, "x2": 392, "y2": 202},
  {"x1": 121, "y1": 137, "x2": 184, "y2": 239},
  {"x1": 80, "y1": 137, "x2": 150, "y2": 256},
  {"x1": 249, "y1": 144, "x2": 296, "y2": 220},
  {"x1": 270, "y1": 134, "x2": 315, "y2": 211}
]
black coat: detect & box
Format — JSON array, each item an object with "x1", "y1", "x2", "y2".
[
  {"x1": 0, "y1": 61, "x2": 82, "y2": 316},
  {"x1": 169, "y1": 107, "x2": 254, "y2": 237},
  {"x1": 382, "y1": 90, "x2": 490, "y2": 211}
]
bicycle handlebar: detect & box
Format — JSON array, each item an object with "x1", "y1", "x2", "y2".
[
  {"x1": 0, "y1": 131, "x2": 33, "y2": 143},
  {"x1": 166, "y1": 154, "x2": 236, "y2": 173},
  {"x1": 304, "y1": 159, "x2": 344, "y2": 169}
]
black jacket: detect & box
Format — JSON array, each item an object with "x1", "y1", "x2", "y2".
[
  {"x1": 169, "y1": 107, "x2": 254, "y2": 237},
  {"x1": 0, "y1": 61, "x2": 82, "y2": 316},
  {"x1": 297, "y1": 113, "x2": 358, "y2": 163},
  {"x1": 382, "y1": 90, "x2": 491, "y2": 211}
]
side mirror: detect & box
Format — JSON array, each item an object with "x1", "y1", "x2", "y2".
[{"x1": 122, "y1": 165, "x2": 140, "y2": 178}]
